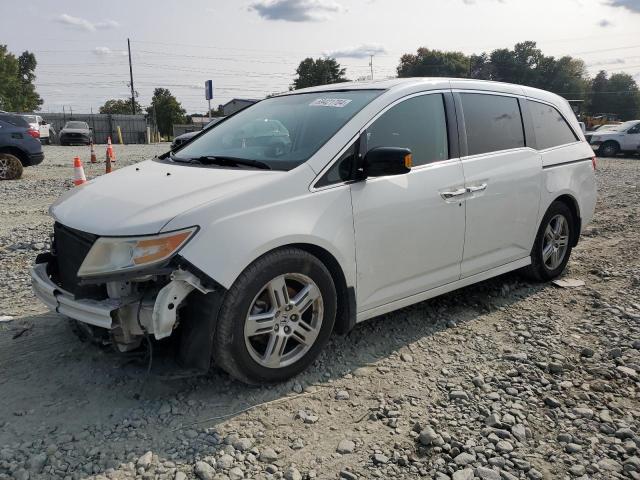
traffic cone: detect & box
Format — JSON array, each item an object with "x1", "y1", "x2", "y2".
[
  {"x1": 89, "y1": 141, "x2": 97, "y2": 163},
  {"x1": 73, "y1": 157, "x2": 86, "y2": 186},
  {"x1": 106, "y1": 136, "x2": 116, "y2": 163}
]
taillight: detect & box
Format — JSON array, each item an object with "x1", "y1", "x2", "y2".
[
  {"x1": 591, "y1": 156, "x2": 597, "y2": 170},
  {"x1": 27, "y1": 129, "x2": 40, "y2": 139}
]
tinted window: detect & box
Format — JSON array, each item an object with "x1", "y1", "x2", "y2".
[
  {"x1": 0, "y1": 114, "x2": 28, "y2": 127},
  {"x1": 528, "y1": 101, "x2": 578, "y2": 149},
  {"x1": 366, "y1": 94, "x2": 448, "y2": 167},
  {"x1": 316, "y1": 142, "x2": 357, "y2": 187},
  {"x1": 628, "y1": 123, "x2": 640, "y2": 134},
  {"x1": 461, "y1": 93, "x2": 525, "y2": 155}
]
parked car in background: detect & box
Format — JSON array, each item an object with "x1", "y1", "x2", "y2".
[
  {"x1": 0, "y1": 113, "x2": 44, "y2": 180},
  {"x1": 59, "y1": 121, "x2": 93, "y2": 146},
  {"x1": 591, "y1": 123, "x2": 622, "y2": 132},
  {"x1": 587, "y1": 120, "x2": 640, "y2": 156},
  {"x1": 171, "y1": 118, "x2": 224, "y2": 150},
  {"x1": 22, "y1": 114, "x2": 53, "y2": 144},
  {"x1": 31, "y1": 78, "x2": 596, "y2": 384}
]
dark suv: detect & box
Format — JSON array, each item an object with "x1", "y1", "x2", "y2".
[{"x1": 0, "y1": 113, "x2": 44, "y2": 180}]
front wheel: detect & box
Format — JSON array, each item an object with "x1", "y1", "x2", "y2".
[
  {"x1": 599, "y1": 141, "x2": 619, "y2": 157},
  {"x1": 213, "y1": 248, "x2": 337, "y2": 384},
  {"x1": 524, "y1": 201, "x2": 574, "y2": 281}
]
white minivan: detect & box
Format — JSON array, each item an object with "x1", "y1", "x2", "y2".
[{"x1": 31, "y1": 78, "x2": 597, "y2": 384}]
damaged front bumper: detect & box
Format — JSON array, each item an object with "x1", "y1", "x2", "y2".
[
  {"x1": 30, "y1": 262, "x2": 213, "y2": 346},
  {"x1": 31, "y1": 263, "x2": 119, "y2": 329}
]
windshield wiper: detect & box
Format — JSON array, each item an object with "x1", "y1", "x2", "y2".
[{"x1": 192, "y1": 156, "x2": 272, "y2": 170}]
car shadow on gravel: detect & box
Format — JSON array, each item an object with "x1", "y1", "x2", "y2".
[{"x1": 0, "y1": 270, "x2": 549, "y2": 449}]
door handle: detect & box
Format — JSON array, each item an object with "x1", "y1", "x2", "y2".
[
  {"x1": 440, "y1": 187, "x2": 467, "y2": 200},
  {"x1": 466, "y1": 183, "x2": 487, "y2": 193}
]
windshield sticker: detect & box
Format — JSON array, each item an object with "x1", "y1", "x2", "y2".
[{"x1": 309, "y1": 98, "x2": 353, "y2": 108}]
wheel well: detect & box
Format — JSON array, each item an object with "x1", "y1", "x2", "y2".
[
  {"x1": 553, "y1": 194, "x2": 581, "y2": 247},
  {"x1": 288, "y1": 243, "x2": 355, "y2": 335},
  {"x1": 0, "y1": 146, "x2": 28, "y2": 165}
]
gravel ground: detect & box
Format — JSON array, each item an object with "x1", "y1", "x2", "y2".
[{"x1": 0, "y1": 145, "x2": 639, "y2": 480}]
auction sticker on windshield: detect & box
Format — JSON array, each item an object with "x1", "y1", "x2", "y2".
[{"x1": 309, "y1": 98, "x2": 353, "y2": 108}]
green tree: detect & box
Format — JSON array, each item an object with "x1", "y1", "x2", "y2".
[
  {"x1": 292, "y1": 58, "x2": 347, "y2": 90},
  {"x1": 100, "y1": 98, "x2": 143, "y2": 114},
  {"x1": 146, "y1": 88, "x2": 185, "y2": 137},
  {"x1": 0, "y1": 45, "x2": 42, "y2": 111},
  {"x1": 397, "y1": 47, "x2": 470, "y2": 78},
  {"x1": 605, "y1": 73, "x2": 640, "y2": 120},
  {"x1": 588, "y1": 70, "x2": 610, "y2": 114}
]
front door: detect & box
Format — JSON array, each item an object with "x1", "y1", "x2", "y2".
[{"x1": 350, "y1": 92, "x2": 466, "y2": 312}]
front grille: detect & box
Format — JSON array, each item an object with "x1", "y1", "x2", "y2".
[
  {"x1": 51, "y1": 223, "x2": 106, "y2": 299},
  {"x1": 585, "y1": 134, "x2": 592, "y2": 143}
]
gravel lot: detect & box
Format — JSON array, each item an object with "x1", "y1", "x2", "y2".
[{"x1": 0, "y1": 145, "x2": 639, "y2": 480}]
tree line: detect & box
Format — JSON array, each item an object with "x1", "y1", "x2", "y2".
[{"x1": 292, "y1": 41, "x2": 640, "y2": 120}]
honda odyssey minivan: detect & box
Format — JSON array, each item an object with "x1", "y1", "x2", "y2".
[{"x1": 31, "y1": 78, "x2": 597, "y2": 384}]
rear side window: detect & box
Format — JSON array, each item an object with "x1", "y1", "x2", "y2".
[
  {"x1": 460, "y1": 93, "x2": 525, "y2": 155},
  {"x1": 0, "y1": 114, "x2": 28, "y2": 127},
  {"x1": 366, "y1": 93, "x2": 449, "y2": 167},
  {"x1": 528, "y1": 100, "x2": 578, "y2": 149}
]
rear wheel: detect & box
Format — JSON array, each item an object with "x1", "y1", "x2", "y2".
[
  {"x1": 524, "y1": 201, "x2": 574, "y2": 281},
  {"x1": 0, "y1": 153, "x2": 24, "y2": 180},
  {"x1": 600, "y1": 141, "x2": 619, "y2": 157},
  {"x1": 213, "y1": 248, "x2": 337, "y2": 384}
]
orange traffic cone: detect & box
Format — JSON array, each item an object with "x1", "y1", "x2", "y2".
[
  {"x1": 73, "y1": 156, "x2": 86, "y2": 186},
  {"x1": 106, "y1": 136, "x2": 116, "y2": 163},
  {"x1": 89, "y1": 141, "x2": 97, "y2": 163}
]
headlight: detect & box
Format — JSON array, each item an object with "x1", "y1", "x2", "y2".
[
  {"x1": 77, "y1": 227, "x2": 197, "y2": 278},
  {"x1": 591, "y1": 136, "x2": 601, "y2": 143}
]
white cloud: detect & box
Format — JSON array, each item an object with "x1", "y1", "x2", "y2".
[
  {"x1": 607, "y1": 0, "x2": 640, "y2": 13},
  {"x1": 92, "y1": 47, "x2": 127, "y2": 57},
  {"x1": 54, "y1": 14, "x2": 119, "y2": 32},
  {"x1": 324, "y1": 43, "x2": 387, "y2": 59},
  {"x1": 249, "y1": 0, "x2": 344, "y2": 22}
]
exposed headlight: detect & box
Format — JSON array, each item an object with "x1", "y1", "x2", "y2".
[{"x1": 77, "y1": 227, "x2": 197, "y2": 278}]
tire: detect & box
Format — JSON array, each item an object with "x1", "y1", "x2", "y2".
[
  {"x1": 0, "y1": 153, "x2": 24, "y2": 180},
  {"x1": 524, "y1": 201, "x2": 575, "y2": 281},
  {"x1": 599, "y1": 141, "x2": 619, "y2": 157},
  {"x1": 212, "y1": 248, "x2": 337, "y2": 384}
]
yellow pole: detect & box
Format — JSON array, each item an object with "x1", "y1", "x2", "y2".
[{"x1": 116, "y1": 126, "x2": 124, "y2": 145}]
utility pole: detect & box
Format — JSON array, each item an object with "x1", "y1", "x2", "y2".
[
  {"x1": 369, "y1": 55, "x2": 374, "y2": 80},
  {"x1": 127, "y1": 38, "x2": 136, "y2": 115}
]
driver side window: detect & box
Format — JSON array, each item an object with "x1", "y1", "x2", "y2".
[
  {"x1": 315, "y1": 93, "x2": 449, "y2": 188},
  {"x1": 366, "y1": 94, "x2": 449, "y2": 167},
  {"x1": 628, "y1": 124, "x2": 640, "y2": 134}
]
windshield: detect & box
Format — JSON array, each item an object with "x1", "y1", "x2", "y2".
[
  {"x1": 65, "y1": 121, "x2": 89, "y2": 129},
  {"x1": 174, "y1": 90, "x2": 382, "y2": 170}
]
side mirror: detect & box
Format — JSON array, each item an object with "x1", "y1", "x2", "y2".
[{"x1": 362, "y1": 147, "x2": 412, "y2": 178}]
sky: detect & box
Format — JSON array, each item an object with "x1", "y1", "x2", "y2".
[{"x1": 2, "y1": 0, "x2": 640, "y2": 114}]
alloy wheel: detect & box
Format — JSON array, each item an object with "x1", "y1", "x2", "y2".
[
  {"x1": 244, "y1": 273, "x2": 324, "y2": 369},
  {"x1": 0, "y1": 156, "x2": 21, "y2": 180},
  {"x1": 542, "y1": 214, "x2": 570, "y2": 270}
]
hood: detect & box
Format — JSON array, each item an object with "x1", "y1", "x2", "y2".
[
  {"x1": 50, "y1": 159, "x2": 284, "y2": 236},
  {"x1": 61, "y1": 128, "x2": 90, "y2": 134}
]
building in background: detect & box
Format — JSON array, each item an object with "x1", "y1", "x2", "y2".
[{"x1": 221, "y1": 98, "x2": 259, "y2": 116}]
